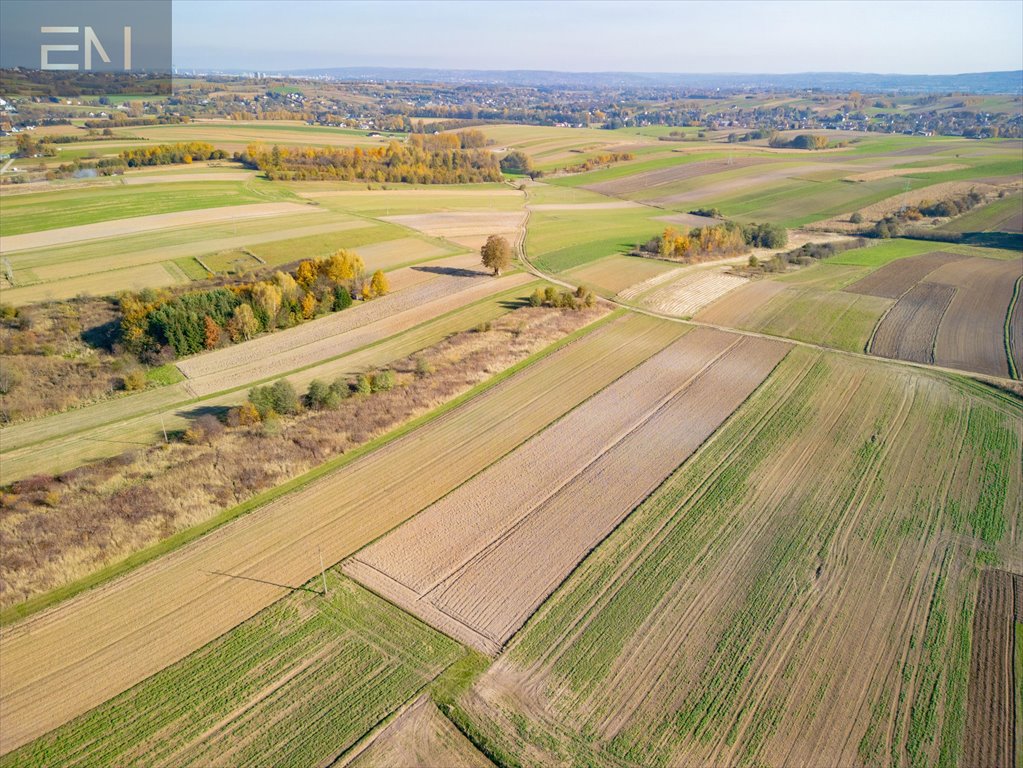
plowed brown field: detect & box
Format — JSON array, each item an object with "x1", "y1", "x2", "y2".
[
  {"x1": 695, "y1": 279, "x2": 788, "y2": 327},
  {"x1": 962, "y1": 570, "x2": 1017, "y2": 768},
  {"x1": 929, "y1": 256, "x2": 1022, "y2": 378},
  {"x1": 845, "y1": 251, "x2": 967, "y2": 299},
  {"x1": 870, "y1": 282, "x2": 956, "y2": 364},
  {"x1": 346, "y1": 330, "x2": 789, "y2": 653}
]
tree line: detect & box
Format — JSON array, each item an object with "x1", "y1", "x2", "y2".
[
  {"x1": 238, "y1": 132, "x2": 502, "y2": 183},
  {"x1": 636, "y1": 221, "x2": 787, "y2": 263},
  {"x1": 119, "y1": 249, "x2": 388, "y2": 362},
  {"x1": 119, "y1": 142, "x2": 228, "y2": 167}
]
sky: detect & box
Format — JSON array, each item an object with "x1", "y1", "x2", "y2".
[{"x1": 173, "y1": 0, "x2": 1023, "y2": 74}]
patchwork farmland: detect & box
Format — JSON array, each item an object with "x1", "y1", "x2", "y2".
[{"x1": 1, "y1": 81, "x2": 1021, "y2": 768}]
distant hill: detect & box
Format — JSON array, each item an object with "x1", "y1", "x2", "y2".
[{"x1": 281, "y1": 67, "x2": 1023, "y2": 94}]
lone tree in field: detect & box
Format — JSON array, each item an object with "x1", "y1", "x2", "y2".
[{"x1": 480, "y1": 235, "x2": 513, "y2": 276}]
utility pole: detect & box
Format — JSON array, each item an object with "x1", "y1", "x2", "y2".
[
  {"x1": 160, "y1": 414, "x2": 168, "y2": 443},
  {"x1": 318, "y1": 546, "x2": 328, "y2": 597}
]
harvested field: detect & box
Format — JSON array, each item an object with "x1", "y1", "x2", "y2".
[
  {"x1": 694, "y1": 279, "x2": 789, "y2": 326},
  {"x1": 845, "y1": 250, "x2": 968, "y2": 298},
  {"x1": 0, "y1": 277, "x2": 534, "y2": 483},
  {"x1": 617, "y1": 266, "x2": 686, "y2": 300},
  {"x1": 1, "y1": 261, "x2": 189, "y2": 306},
  {"x1": 354, "y1": 237, "x2": 456, "y2": 270},
  {"x1": 0, "y1": 574, "x2": 463, "y2": 768},
  {"x1": 818, "y1": 180, "x2": 1002, "y2": 229},
  {"x1": 869, "y1": 282, "x2": 956, "y2": 364},
  {"x1": 0, "y1": 202, "x2": 318, "y2": 252},
  {"x1": 121, "y1": 171, "x2": 256, "y2": 185},
  {"x1": 346, "y1": 330, "x2": 789, "y2": 653},
  {"x1": 655, "y1": 212, "x2": 724, "y2": 228},
  {"x1": 348, "y1": 696, "x2": 493, "y2": 768},
  {"x1": 382, "y1": 211, "x2": 525, "y2": 250},
  {"x1": 582, "y1": 157, "x2": 771, "y2": 197},
  {"x1": 176, "y1": 269, "x2": 504, "y2": 395},
  {"x1": 641, "y1": 269, "x2": 749, "y2": 317},
  {"x1": 455, "y1": 347, "x2": 1023, "y2": 768},
  {"x1": 929, "y1": 256, "x2": 1023, "y2": 378},
  {"x1": 0, "y1": 313, "x2": 683, "y2": 754},
  {"x1": 962, "y1": 569, "x2": 1018, "y2": 768},
  {"x1": 566, "y1": 254, "x2": 679, "y2": 296},
  {"x1": 843, "y1": 163, "x2": 968, "y2": 182},
  {"x1": 528, "y1": 201, "x2": 642, "y2": 211}
]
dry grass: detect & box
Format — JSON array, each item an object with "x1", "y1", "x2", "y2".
[
  {"x1": 0, "y1": 311, "x2": 676, "y2": 755},
  {"x1": 0, "y1": 304, "x2": 604, "y2": 609},
  {"x1": 0, "y1": 299, "x2": 132, "y2": 424}
]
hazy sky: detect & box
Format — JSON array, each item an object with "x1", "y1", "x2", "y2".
[{"x1": 173, "y1": 0, "x2": 1023, "y2": 74}]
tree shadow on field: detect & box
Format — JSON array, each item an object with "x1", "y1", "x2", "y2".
[
  {"x1": 204, "y1": 570, "x2": 323, "y2": 595},
  {"x1": 960, "y1": 232, "x2": 1023, "y2": 250},
  {"x1": 411, "y1": 265, "x2": 489, "y2": 278},
  {"x1": 177, "y1": 404, "x2": 231, "y2": 421}
]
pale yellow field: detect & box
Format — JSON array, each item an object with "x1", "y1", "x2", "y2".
[
  {"x1": 0, "y1": 312, "x2": 673, "y2": 754},
  {"x1": 2, "y1": 262, "x2": 189, "y2": 305},
  {"x1": 0, "y1": 202, "x2": 319, "y2": 252}
]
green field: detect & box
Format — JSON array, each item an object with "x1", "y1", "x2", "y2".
[
  {"x1": 527, "y1": 206, "x2": 668, "y2": 273},
  {"x1": 458, "y1": 347, "x2": 1021, "y2": 768},
  {"x1": 938, "y1": 192, "x2": 1023, "y2": 233},
  {"x1": 0, "y1": 574, "x2": 463, "y2": 768},
  {"x1": 0, "y1": 180, "x2": 297, "y2": 236}
]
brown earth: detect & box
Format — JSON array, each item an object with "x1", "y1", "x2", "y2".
[
  {"x1": 962, "y1": 569, "x2": 1017, "y2": 768},
  {"x1": 928, "y1": 256, "x2": 1023, "y2": 378},
  {"x1": 845, "y1": 251, "x2": 968, "y2": 299},
  {"x1": 869, "y1": 282, "x2": 956, "y2": 364},
  {"x1": 346, "y1": 330, "x2": 789, "y2": 653},
  {"x1": 583, "y1": 157, "x2": 771, "y2": 197},
  {"x1": 695, "y1": 279, "x2": 789, "y2": 327}
]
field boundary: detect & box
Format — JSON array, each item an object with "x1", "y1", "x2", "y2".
[
  {"x1": 1005, "y1": 274, "x2": 1022, "y2": 380},
  {"x1": 0, "y1": 309, "x2": 623, "y2": 627}
]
